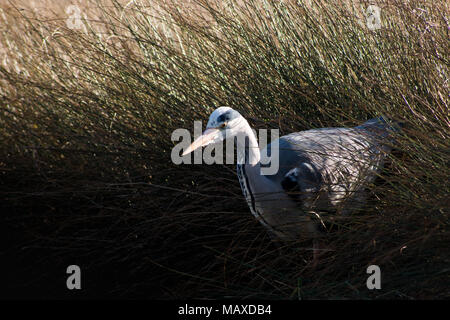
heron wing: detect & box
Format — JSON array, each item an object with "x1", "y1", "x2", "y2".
[{"x1": 263, "y1": 119, "x2": 395, "y2": 210}]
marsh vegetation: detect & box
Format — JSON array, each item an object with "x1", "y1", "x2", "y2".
[{"x1": 0, "y1": 0, "x2": 448, "y2": 298}]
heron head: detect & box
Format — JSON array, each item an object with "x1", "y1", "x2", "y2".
[{"x1": 182, "y1": 106, "x2": 245, "y2": 156}]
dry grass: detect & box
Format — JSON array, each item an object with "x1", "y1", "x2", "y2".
[{"x1": 0, "y1": 0, "x2": 448, "y2": 299}]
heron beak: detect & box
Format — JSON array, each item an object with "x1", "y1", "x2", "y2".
[{"x1": 182, "y1": 128, "x2": 220, "y2": 156}]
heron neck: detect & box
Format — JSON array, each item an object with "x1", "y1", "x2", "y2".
[{"x1": 236, "y1": 121, "x2": 260, "y2": 166}]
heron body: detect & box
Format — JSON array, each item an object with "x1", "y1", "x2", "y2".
[{"x1": 183, "y1": 107, "x2": 398, "y2": 240}]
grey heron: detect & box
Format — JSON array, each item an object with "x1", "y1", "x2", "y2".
[{"x1": 182, "y1": 106, "x2": 399, "y2": 242}]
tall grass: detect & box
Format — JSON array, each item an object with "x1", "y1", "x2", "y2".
[{"x1": 0, "y1": 0, "x2": 448, "y2": 298}]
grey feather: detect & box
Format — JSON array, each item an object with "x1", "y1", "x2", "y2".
[{"x1": 236, "y1": 117, "x2": 399, "y2": 240}]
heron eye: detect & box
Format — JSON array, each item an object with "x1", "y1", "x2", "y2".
[{"x1": 220, "y1": 122, "x2": 227, "y2": 128}]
